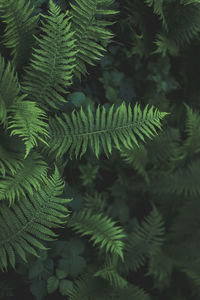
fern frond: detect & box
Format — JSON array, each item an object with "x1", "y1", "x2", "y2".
[
  {"x1": 68, "y1": 0, "x2": 118, "y2": 80},
  {"x1": 94, "y1": 254, "x2": 128, "y2": 288},
  {"x1": 83, "y1": 191, "x2": 107, "y2": 214},
  {"x1": 7, "y1": 98, "x2": 50, "y2": 159},
  {"x1": 20, "y1": 0, "x2": 77, "y2": 112},
  {"x1": 151, "y1": 33, "x2": 179, "y2": 57},
  {"x1": 66, "y1": 209, "x2": 127, "y2": 261},
  {"x1": 40, "y1": 101, "x2": 170, "y2": 160},
  {"x1": 177, "y1": 103, "x2": 200, "y2": 159},
  {"x1": 0, "y1": 0, "x2": 40, "y2": 71},
  {"x1": 0, "y1": 152, "x2": 49, "y2": 206},
  {"x1": 145, "y1": 249, "x2": 173, "y2": 288},
  {"x1": 68, "y1": 272, "x2": 112, "y2": 300},
  {"x1": 150, "y1": 159, "x2": 200, "y2": 198},
  {"x1": 111, "y1": 283, "x2": 151, "y2": 300},
  {"x1": 119, "y1": 144, "x2": 150, "y2": 184},
  {"x1": 133, "y1": 204, "x2": 165, "y2": 255},
  {"x1": 0, "y1": 54, "x2": 21, "y2": 129},
  {"x1": 166, "y1": 1, "x2": 200, "y2": 46},
  {"x1": 144, "y1": 0, "x2": 168, "y2": 31},
  {"x1": 0, "y1": 164, "x2": 72, "y2": 271},
  {"x1": 0, "y1": 144, "x2": 24, "y2": 177},
  {"x1": 120, "y1": 204, "x2": 165, "y2": 273}
]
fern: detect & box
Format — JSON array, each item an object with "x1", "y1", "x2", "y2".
[
  {"x1": 68, "y1": 0, "x2": 119, "y2": 80},
  {"x1": 0, "y1": 53, "x2": 20, "y2": 129},
  {"x1": 39, "y1": 101, "x2": 170, "y2": 160},
  {"x1": 66, "y1": 209, "x2": 127, "y2": 262},
  {"x1": 94, "y1": 254, "x2": 128, "y2": 289},
  {"x1": 83, "y1": 191, "x2": 107, "y2": 214},
  {"x1": 119, "y1": 143, "x2": 150, "y2": 184},
  {"x1": 177, "y1": 103, "x2": 200, "y2": 160},
  {"x1": 67, "y1": 272, "x2": 113, "y2": 300},
  {"x1": 165, "y1": 1, "x2": 200, "y2": 46},
  {"x1": 0, "y1": 0, "x2": 40, "y2": 71},
  {"x1": 20, "y1": 0, "x2": 78, "y2": 112},
  {"x1": 145, "y1": 248, "x2": 173, "y2": 289},
  {"x1": 149, "y1": 158, "x2": 200, "y2": 198},
  {"x1": 0, "y1": 53, "x2": 50, "y2": 159},
  {"x1": 7, "y1": 100, "x2": 50, "y2": 159},
  {"x1": 0, "y1": 143, "x2": 24, "y2": 178},
  {"x1": 0, "y1": 164, "x2": 72, "y2": 271},
  {"x1": 118, "y1": 204, "x2": 165, "y2": 273},
  {"x1": 0, "y1": 152, "x2": 49, "y2": 206},
  {"x1": 144, "y1": 0, "x2": 168, "y2": 31}
]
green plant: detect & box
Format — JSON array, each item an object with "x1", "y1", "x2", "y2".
[{"x1": 0, "y1": 0, "x2": 171, "y2": 299}]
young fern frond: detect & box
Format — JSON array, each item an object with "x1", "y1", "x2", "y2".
[
  {"x1": 20, "y1": 0, "x2": 78, "y2": 112},
  {"x1": 0, "y1": 165, "x2": 72, "y2": 272},
  {"x1": 66, "y1": 209, "x2": 127, "y2": 262},
  {"x1": 40, "y1": 101, "x2": 170, "y2": 160}
]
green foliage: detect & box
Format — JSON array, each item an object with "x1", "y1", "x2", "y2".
[
  {"x1": 20, "y1": 0, "x2": 78, "y2": 112},
  {"x1": 2, "y1": 0, "x2": 200, "y2": 299},
  {"x1": 66, "y1": 209, "x2": 127, "y2": 261},
  {"x1": 41, "y1": 101, "x2": 169, "y2": 160},
  {"x1": 68, "y1": 0, "x2": 119, "y2": 81},
  {"x1": 124, "y1": 0, "x2": 200, "y2": 58},
  {"x1": 0, "y1": 0, "x2": 40, "y2": 71},
  {"x1": 0, "y1": 165, "x2": 72, "y2": 271}
]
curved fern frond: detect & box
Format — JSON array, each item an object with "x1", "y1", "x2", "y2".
[
  {"x1": 66, "y1": 209, "x2": 127, "y2": 262},
  {"x1": 7, "y1": 98, "x2": 50, "y2": 159},
  {"x1": 0, "y1": 0, "x2": 40, "y2": 71},
  {"x1": 20, "y1": 0, "x2": 77, "y2": 112},
  {"x1": 0, "y1": 164, "x2": 72, "y2": 271},
  {"x1": 40, "y1": 101, "x2": 170, "y2": 160},
  {"x1": 0, "y1": 152, "x2": 49, "y2": 206},
  {"x1": 68, "y1": 0, "x2": 119, "y2": 80}
]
